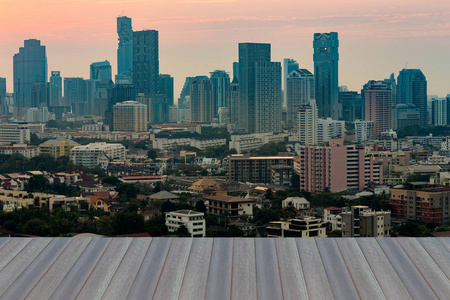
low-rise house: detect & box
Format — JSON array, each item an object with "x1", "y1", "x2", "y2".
[
  {"x1": 189, "y1": 178, "x2": 227, "y2": 196},
  {"x1": 165, "y1": 210, "x2": 206, "y2": 237},
  {"x1": 282, "y1": 197, "x2": 310, "y2": 210},
  {"x1": 204, "y1": 195, "x2": 256, "y2": 220},
  {"x1": 323, "y1": 206, "x2": 343, "y2": 231},
  {"x1": 149, "y1": 190, "x2": 179, "y2": 203},
  {"x1": 266, "y1": 217, "x2": 327, "y2": 238},
  {"x1": 341, "y1": 205, "x2": 391, "y2": 237}
]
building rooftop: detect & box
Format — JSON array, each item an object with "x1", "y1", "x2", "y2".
[
  {"x1": 0, "y1": 237, "x2": 449, "y2": 299},
  {"x1": 204, "y1": 195, "x2": 256, "y2": 203},
  {"x1": 149, "y1": 190, "x2": 179, "y2": 200}
]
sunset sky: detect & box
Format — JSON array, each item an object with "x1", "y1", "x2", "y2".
[{"x1": 0, "y1": 0, "x2": 449, "y2": 99}]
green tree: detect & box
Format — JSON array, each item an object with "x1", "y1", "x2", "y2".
[
  {"x1": 97, "y1": 215, "x2": 114, "y2": 236},
  {"x1": 227, "y1": 224, "x2": 244, "y2": 237},
  {"x1": 23, "y1": 218, "x2": 50, "y2": 236},
  {"x1": 176, "y1": 225, "x2": 191, "y2": 237},
  {"x1": 200, "y1": 169, "x2": 208, "y2": 176},
  {"x1": 102, "y1": 176, "x2": 121, "y2": 187},
  {"x1": 112, "y1": 211, "x2": 145, "y2": 235},
  {"x1": 195, "y1": 200, "x2": 207, "y2": 213},
  {"x1": 290, "y1": 174, "x2": 300, "y2": 188},
  {"x1": 161, "y1": 200, "x2": 177, "y2": 213},
  {"x1": 147, "y1": 149, "x2": 157, "y2": 160}
]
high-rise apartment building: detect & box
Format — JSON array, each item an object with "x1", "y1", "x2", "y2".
[
  {"x1": 133, "y1": 30, "x2": 159, "y2": 97},
  {"x1": 117, "y1": 16, "x2": 133, "y2": 78},
  {"x1": 13, "y1": 39, "x2": 47, "y2": 107},
  {"x1": 397, "y1": 69, "x2": 427, "y2": 126},
  {"x1": 210, "y1": 70, "x2": 230, "y2": 116},
  {"x1": 150, "y1": 94, "x2": 170, "y2": 124},
  {"x1": 64, "y1": 77, "x2": 85, "y2": 106},
  {"x1": 283, "y1": 58, "x2": 299, "y2": 108},
  {"x1": 298, "y1": 139, "x2": 382, "y2": 193},
  {"x1": 31, "y1": 82, "x2": 47, "y2": 107},
  {"x1": 232, "y1": 62, "x2": 239, "y2": 81},
  {"x1": 178, "y1": 77, "x2": 194, "y2": 108},
  {"x1": 190, "y1": 76, "x2": 213, "y2": 123},
  {"x1": 238, "y1": 43, "x2": 271, "y2": 133},
  {"x1": 313, "y1": 32, "x2": 340, "y2": 119},
  {"x1": 432, "y1": 96, "x2": 450, "y2": 126},
  {"x1": 355, "y1": 120, "x2": 374, "y2": 142},
  {"x1": 341, "y1": 206, "x2": 391, "y2": 237},
  {"x1": 340, "y1": 91, "x2": 364, "y2": 122},
  {"x1": 392, "y1": 103, "x2": 420, "y2": 130},
  {"x1": 364, "y1": 80, "x2": 392, "y2": 139},
  {"x1": 113, "y1": 101, "x2": 147, "y2": 132},
  {"x1": 286, "y1": 69, "x2": 314, "y2": 128},
  {"x1": 227, "y1": 77, "x2": 240, "y2": 127},
  {"x1": 90, "y1": 61, "x2": 112, "y2": 82},
  {"x1": 49, "y1": 71, "x2": 62, "y2": 107},
  {"x1": 157, "y1": 74, "x2": 174, "y2": 106},
  {"x1": 317, "y1": 118, "x2": 345, "y2": 144},
  {"x1": 298, "y1": 100, "x2": 318, "y2": 145},
  {"x1": 0, "y1": 78, "x2": 6, "y2": 100}
]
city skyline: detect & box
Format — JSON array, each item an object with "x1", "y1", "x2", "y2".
[{"x1": 0, "y1": 0, "x2": 449, "y2": 99}]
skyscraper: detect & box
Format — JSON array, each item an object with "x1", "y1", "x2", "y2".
[
  {"x1": 227, "y1": 77, "x2": 240, "y2": 127},
  {"x1": 432, "y1": 97, "x2": 450, "y2": 126},
  {"x1": 117, "y1": 16, "x2": 133, "y2": 79},
  {"x1": 283, "y1": 58, "x2": 299, "y2": 108},
  {"x1": 313, "y1": 32, "x2": 340, "y2": 119},
  {"x1": 190, "y1": 76, "x2": 213, "y2": 123},
  {"x1": 339, "y1": 91, "x2": 364, "y2": 123},
  {"x1": 397, "y1": 69, "x2": 427, "y2": 126},
  {"x1": 133, "y1": 30, "x2": 159, "y2": 97},
  {"x1": 364, "y1": 80, "x2": 392, "y2": 139},
  {"x1": 286, "y1": 69, "x2": 315, "y2": 128},
  {"x1": 49, "y1": 71, "x2": 62, "y2": 107},
  {"x1": 210, "y1": 70, "x2": 230, "y2": 116},
  {"x1": 0, "y1": 78, "x2": 6, "y2": 99},
  {"x1": 113, "y1": 101, "x2": 147, "y2": 132},
  {"x1": 90, "y1": 61, "x2": 112, "y2": 82},
  {"x1": 232, "y1": 62, "x2": 240, "y2": 81},
  {"x1": 239, "y1": 43, "x2": 281, "y2": 133},
  {"x1": 298, "y1": 99, "x2": 318, "y2": 145},
  {"x1": 178, "y1": 77, "x2": 194, "y2": 108},
  {"x1": 64, "y1": 77, "x2": 85, "y2": 106},
  {"x1": 13, "y1": 39, "x2": 47, "y2": 107},
  {"x1": 158, "y1": 74, "x2": 174, "y2": 106}
]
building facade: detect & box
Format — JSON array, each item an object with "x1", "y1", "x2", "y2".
[
  {"x1": 90, "y1": 61, "x2": 112, "y2": 82},
  {"x1": 190, "y1": 76, "x2": 213, "y2": 123},
  {"x1": 210, "y1": 70, "x2": 230, "y2": 116},
  {"x1": 355, "y1": 120, "x2": 374, "y2": 142},
  {"x1": 227, "y1": 77, "x2": 240, "y2": 127},
  {"x1": 165, "y1": 210, "x2": 206, "y2": 237},
  {"x1": 298, "y1": 100, "x2": 318, "y2": 145},
  {"x1": 341, "y1": 206, "x2": 391, "y2": 237},
  {"x1": 70, "y1": 142, "x2": 126, "y2": 169},
  {"x1": 286, "y1": 69, "x2": 315, "y2": 128},
  {"x1": 133, "y1": 30, "x2": 159, "y2": 97},
  {"x1": 49, "y1": 71, "x2": 62, "y2": 107},
  {"x1": 266, "y1": 217, "x2": 327, "y2": 238},
  {"x1": 364, "y1": 80, "x2": 392, "y2": 139},
  {"x1": 157, "y1": 74, "x2": 174, "y2": 106},
  {"x1": 39, "y1": 138, "x2": 80, "y2": 159},
  {"x1": 397, "y1": 69, "x2": 427, "y2": 127},
  {"x1": 117, "y1": 16, "x2": 133, "y2": 78},
  {"x1": 283, "y1": 58, "x2": 299, "y2": 108},
  {"x1": 204, "y1": 195, "x2": 256, "y2": 220},
  {"x1": 113, "y1": 101, "x2": 147, "y2": 132}
]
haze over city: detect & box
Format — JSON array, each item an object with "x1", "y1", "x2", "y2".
[{"x1": 1, "y1": 0, "x2": 449, "y2": 98}]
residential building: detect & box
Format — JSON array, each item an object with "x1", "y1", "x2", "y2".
[
  {"x1": 239, "y1": 43, "x2": 282, "y2": 133},
  {"x1": 190, "y1": 76, "x2": 213, "y2": 123},
  {"x1": 432, "y1": 96, "x2": 450, "y2": 126},
  {"x1": 165, "y1": 210, "x2": 206, "y2": 237},
  {"x1": 70, "y1": 142, "x2": 126, "y2": 169},
  {"x1": 90, "y1": 61, "x2": 112, "y2": 82},
  {"x1": 282, "y1": 197, "x2": 310, "y2": 210},
  {"x1": 204, "y1": 195, "x2": 256, "y2": 220},
  {"x1": 64, "y1": 77, "x2": 85, "y2": 108},
  {"x1": 397, "y1": 69, "x2": 427, "y2": 126},
  {"x1": 226, "y1": 77, "x2": 240, "y2": 127},
  {"x1": 0, "y1": 144, "x2": 39, "y2": 159},
  {"x1": 178, "y1": 77, "x2": 194, "y2": 108},
  {"x1": 49, "y1": 71, "x2": 62, "y2": 107},
  {"x1": 0, "y1": 123, "x2": 31, "y2": 145},
  {"x1": 228, "y1": 132, "x2": 288, "y2": 154},
  {"x1": 355, "y1": 120, "x2": 374, "y2": 142},
  {"x1": 298, "y1": 100, "x2": 318, "y2": 145},
  {"x1": 283, "y1": 58, "x2": 299, "y2": 108},
  {"x1": 152, "y1": 138, "x2": 225, "y2": 151},
  {"x1": 113, "y1": 101, "x2": 147, "y2": 132},
  {"x1": 317, "y1": 117, "x2": 345, "y2": 144},
  {"x1": 266, "y1": 217, "x2": 327, "y2": 237},
  {"x1": 133, "y1": 30, "x2": 159, "y2": 97},
  {"x1": 368, "y1": 151, "x2": 410, "y2": 176},
  {"x1": 0, "y1": 77, "x2": 6, "y2": 100},
  {"x1": 364, "y1": 80, "x2": 393, "y2": 139},
  {"x1": 286, "y1": 69, "x2": 314, "y2": 128},
  {"x1": 270, "y1": 165, "x2": 294, "y2": 186},
  {"x1": 157, "y1": 74, "x2": 174, "y2": 106},
  {"x1": 39, "y1": 138, "x2": 80, "y2": 159},
  {"x1": 149, "y1": 190, "x2": 179, "y2": 203},
  {"x1": 13, "y1": 39, "x2": 47, "y2": 108},
  {"x1": 340, "y1": 91, "x2": 364, "y2": 122},
  {"x1": 210, "y1": 70, "x2": 230, "y2": 116},
  {"x1": 313, "y1": 32, "x2": 340, "y2": 119},
  {"x1": 117, "y1": 16, "x2": 133, "y2": 78},
  {"x1": 188, "y1": 178, "x2": 227, "y2": 196},
  {"x1": 341, "y1": 205, "x2": 391, "y2": 237},
  {"x1": 228, "y1": 154, "x2": 294, "y2": 183},
  {"x1": 298, "y1": 139, "x2": 383, "y2": 193},
  {"x1": 392, "y1": 104, "x2": 420, "y2": 130},
  {"x1": 390, "y1": 184, "x2": 450, "y2": 225},
  {"x1": 323, "y1": 206, "x2": 343, "y2": 231}
]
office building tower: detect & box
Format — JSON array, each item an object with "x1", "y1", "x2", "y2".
[
  {"x1": 190, "y1": 76, "x2": 213, "y2": 123},
  {"x1": 178, "y1": 77, "x2": 194, "y2": 108},
  {"x1": 233, "y1": 62, "x2": 240, "y2": 81},
  {"x1": 90, "y1": 61, "x2": 112, "y2": 82},
  {"x1": 13, "y1": 39, "x2": 47, "y2": 107},
  {"x1": 0, "y1": 78, "x2": 6, "y2": 100},
  {"x1": 210, "y1": 70, "x2": 230, "y2": 115},
  {"x1": 64, "y1": 77, "x2": 85, "y2": 105},
  {"x1": 313, "y1": 32, "x2": 340, "y2": 119},
  {"x1": 158, "y1": 74, "x2": 174, "y2": 106},
  {"x1": 133, "y1": 30, "x2": 159, "y2": 97},
  {"x1": 298, "y1": 139, "x2": 382, "y2": 193},
  {"x1": 227, "y1": 77, "x2": 240, "y2": 126},
  {"x1": 397, "y1": 69, "x2": 427, "y2": 126},
  {"x1": 298, "y1": 100, "x2": 318, "y2": 145},
  {"x1": 117, "y1": 16, "x2": 133, "y2": 78},
  {"x1": 432, "y1": 97, "x2": 450, "y2": 126},
  {"x1": 286, "y1": 69, "x2": 314, "y2": 128},
  {"x1": 31, "y1": 82, "x2": 47, "y2": 107},
  {"x1": 283, "y1": 58, "x2": 299, "y2": 108},
  {"x1": 341, "y1": 206, "x2": 391, "y2": 237},
  {"x1": 113, "y1": 101, "x2": 147, "y2": 132},
  {"x1": 105, "y1": 83, "x2": 135, "y2": 130},
  {"x1": 364, "y1": 80, "x2": 392, "y2": 139},
  {"x1": 238, "y1": 43, "x2": 271, "y2": 133},
  {"x1": 317, "y1": 118, "x2": 345, "y2": 144},
  {"x1": 150, "y1": 94, "x2": 170, "y2": 124},
  {"x1": 392, "y1": 104, "x2": 420, "y2": 130},
  {"x1": 340, "y1": 91, "x2": 364, "y2": 122},
  {"x1": 49, "y1": 71, "x2": 62, "y2": 107},
  {"x1": 355, "y1": 120, "x2": 374, "y2": 142}
]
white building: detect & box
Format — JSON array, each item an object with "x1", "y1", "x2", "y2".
[
  {"x1": 70, "y1": 142, "x2": 126, "y2": 169},
  {"x1": 355, "y1": 120, "x2": 374, "y2": 142},
  {"x1": 282, "y1": 197, "x2": 310, "y2": 210},
  {"x1": 0, "y1": 123, "x2": 31, "y2": 145},
  {"x1": 0, "y1": 144, "x2": 39, "y2": 158},
  {"x1": 229, "y1": 132, "x2": 288, "y2": 154},
  {"x1": 152, "y1": 138, "x2": 226, "y2": 151},
  {"x1": 165, "y1": 210, "x2": 206, "y2": 237},
  {"x1": 286, "y1": 69, "x2": 314, "y2": 128},
  {"x1": 323, "y1": 206, "x2": 343, "y2": 232},
  {"x1": 298, "y1": 99, "x2": 318, "y2": 145},
  {"x1": 317, "y1": 117, "x2": 345, "y2": 144}
]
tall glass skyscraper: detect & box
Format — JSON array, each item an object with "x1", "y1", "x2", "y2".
[
  {"x1": 283, "y1": 58, "x2": 299, "y2": 108},
  {"x1": 313, "y1": 32, "x2": 340, "y2": 119},
  {"x1": 117, "y1": 16, "x2": 133, "y2": 79},
  {"x1": 13, "y1": 39, "x2": 47, "y2": 107},
  {"x1": 397, "y1": 69, "x2": 427, "y2": 126},
  {"x1": 190, "y1": 76, "x2": 213, "y2": 123},
  {"x1": 0, "y1": 77, "x2": 6, "y2": 100},
  {"x1": 49, "y1": 71, "x2": 62, "y2": 107},
  {"x1": 90, "y1": 61, "x2": 112, "y2": 82},
  {"x1": 133, "y1": 30, "x2": 159, "y2": 97},
  {"x1": 210, "y1": 70, "x2": 230, "y2": 116},
  {"x1": 158, "y1": 74, "x2": 174, "y2": 106}
]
